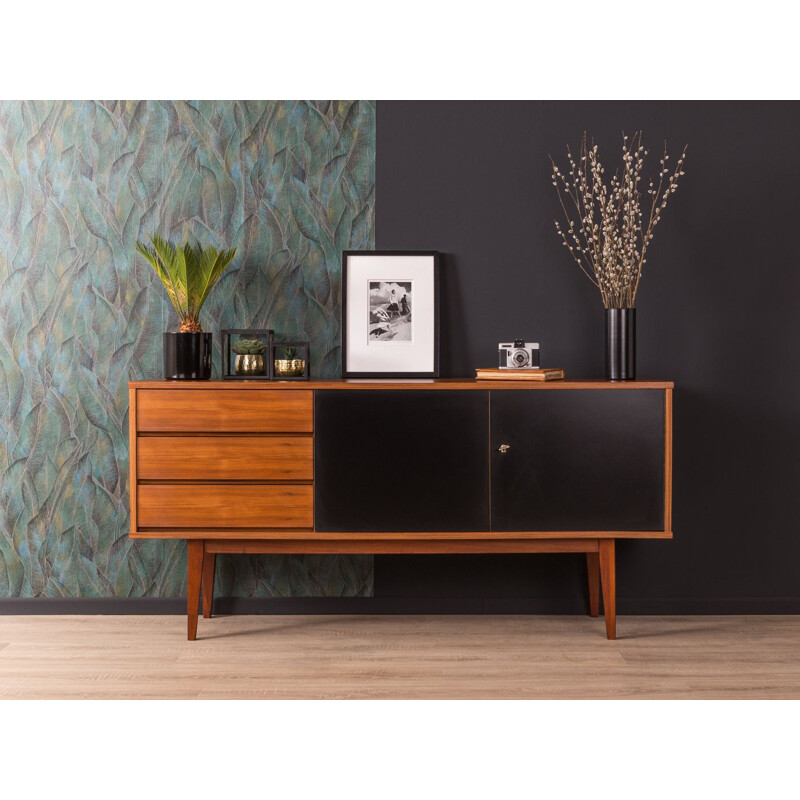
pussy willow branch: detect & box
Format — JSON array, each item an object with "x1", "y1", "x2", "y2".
[{"x1": 550, "y1": 131, "x2": 687, "y2": 309}]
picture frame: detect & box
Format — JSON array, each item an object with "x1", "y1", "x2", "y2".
[
  {"x1": 221, "y1": 329, "x2": 273, "y2": 380},
  {"x1": 341, "y1": 250, "x2": 440, "y2": 378}
]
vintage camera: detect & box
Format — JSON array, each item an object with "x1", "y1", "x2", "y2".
[{"x1": 498, "y1": 340, "x2": 540, "y2": 369}]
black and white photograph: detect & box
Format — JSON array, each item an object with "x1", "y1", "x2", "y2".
[{"x1": 368, "y1": 280, "x2": 413, "y2": 342}]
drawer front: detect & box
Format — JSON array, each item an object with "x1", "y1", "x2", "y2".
[
  {"x1": 137, "y1": 437, "x2": 313, "y2": 481},
  {"x1": 138, "y1": 485, "x2": 313, "y2": 528},
  {"x1": 136, "y1": 389, "x2": 313, "y2": 433}
]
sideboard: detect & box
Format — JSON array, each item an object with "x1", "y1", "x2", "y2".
[{"x1": 128, "y1": 379, "x2": 673, "y2": 639}]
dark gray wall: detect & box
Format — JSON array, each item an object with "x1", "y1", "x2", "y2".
[{"x1": 375, "y1": 100, "x2": 800, "y2": 612}]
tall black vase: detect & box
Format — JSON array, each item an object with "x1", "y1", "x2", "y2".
[
  {"x1": 163, "y1": 332, "x2": 213, "y2": 380},
  {"x1": 605, "y1": 308, "x2": 636, "y2": 381}
]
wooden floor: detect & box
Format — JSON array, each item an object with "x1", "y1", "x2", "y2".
[{"x1": 1, "y1": 614, "x2": 799, "y2": 699}]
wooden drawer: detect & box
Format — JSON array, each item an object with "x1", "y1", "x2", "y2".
[
  {"x1": 137, "y1": 485, "x2": 313, "y2": 528},
  {"x1": 137, "y1": 437, "x2": 313, "y2": 481},
  {"x1": 136, "y1": 389, "x2": 313, "y2": 433}
]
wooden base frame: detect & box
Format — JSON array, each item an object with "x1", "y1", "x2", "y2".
[{"x1": 185, "y1": 537, "x2": 618, "y2": 642}]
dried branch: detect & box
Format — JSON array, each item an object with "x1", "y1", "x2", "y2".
[{"x1": 550, "y1": 131, "x2": 687, "y2": 309}]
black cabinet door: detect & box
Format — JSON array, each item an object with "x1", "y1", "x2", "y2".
[
  {"x1": 315, "y1": 390, "x2": 489, "y2": 532},
  {"x1": 491, "y1": 390, "x2": 665, "y2": 531}
]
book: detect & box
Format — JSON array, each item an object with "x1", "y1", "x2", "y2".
[{"x1": 475, "y1": 367, "x2": 565, "y2": 381}]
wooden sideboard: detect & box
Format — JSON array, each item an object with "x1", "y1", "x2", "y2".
[{"x1": 128, "y1": 379, "x2": 673, "y2": 639}]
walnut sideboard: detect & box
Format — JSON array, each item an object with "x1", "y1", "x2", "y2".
[{"x1": 128, "y1": 379, "x2": 673, "y2": 639}]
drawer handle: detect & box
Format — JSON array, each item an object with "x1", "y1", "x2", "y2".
[{"x1": 498, "y1": 444, "x2": 511, "y2": 453}]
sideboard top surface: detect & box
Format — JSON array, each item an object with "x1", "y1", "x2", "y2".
[{"x1": 129, "y1": 379, "x2": 674, "y2": 390}]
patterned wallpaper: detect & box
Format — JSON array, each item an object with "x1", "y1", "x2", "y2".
[{"x1": 0, "y1": 100, "x2": 375, "y2": 599}]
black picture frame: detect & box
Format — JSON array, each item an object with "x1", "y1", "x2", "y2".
[
  {"x1": 271, "y1": 340, "x2": 310, "y2": 381},
  {"x1": 222, "y1": 329, "x2": 274, "y2": 380},
  {"x1": 341, "y1": 250, "x2": 440, "y2": 378}
]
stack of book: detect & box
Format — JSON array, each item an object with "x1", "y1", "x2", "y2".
[{"x1": 475, "y1": 367, "x2": 565, "y2": 381}]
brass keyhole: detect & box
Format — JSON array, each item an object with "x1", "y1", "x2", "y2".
[{"x1": 498, "y1": 444, "x2": 511, "y2": 453}]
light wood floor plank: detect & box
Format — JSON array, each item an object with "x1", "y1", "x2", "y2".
[{"x1": 0, "y1": 615, "x2": 798, "y2": 699}]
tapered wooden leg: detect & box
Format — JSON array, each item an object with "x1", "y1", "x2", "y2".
[
  {"x1": 202, "y1": 552, "x2": 216, "y2": 619},
  {"x1": 187, "y1": 540, "x2": 203, "y2": 641},
  {"x1": 586, "y1": 551, "x2": 600, "y2": 617},
  {"x1": 598, "y1": 539, "x2": 616, "y2": 640}
]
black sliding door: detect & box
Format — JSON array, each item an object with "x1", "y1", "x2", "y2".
[
  {"x1": 491, "y1": 390, "x2": 665, "y2": 531},
  {"x1": 315, "y1": 390, "x2": 489, "y2": 532}
]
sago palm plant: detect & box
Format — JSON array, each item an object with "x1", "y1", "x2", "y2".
[{"x1": 135, "y1": 234, "x2": 237, "y2": 332}]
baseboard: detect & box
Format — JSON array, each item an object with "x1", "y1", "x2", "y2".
[
  {"x1": 0, "y1": 598, "x2": 186, "y2": 614},
  {"x1": 2, "y1": 596, "x2": 800, "y2": 615},
  {"x1": 612, "y1": 597, "x2": 800, "y2": 614}
]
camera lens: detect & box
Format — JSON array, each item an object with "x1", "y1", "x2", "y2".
[{"x1": 511, "y1": 349, "x2": 529, "y2": 366}]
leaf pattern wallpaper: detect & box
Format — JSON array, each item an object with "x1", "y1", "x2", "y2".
[{"x1": 0, "y1": 100, "x2": 375, "y2": 599}]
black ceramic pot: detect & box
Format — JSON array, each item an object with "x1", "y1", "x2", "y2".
[
  {"x1": 605, "y1": 308, "x2": 635, "y2": 381},
  {"x1": 163, "y1": 332, "x2": 212, "y2": 380}
]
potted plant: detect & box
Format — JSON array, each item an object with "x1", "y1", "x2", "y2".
[
  {"x1": 550, "y1": 132, "x2": 686, "y2": 380},
  {"x1": 232, "y1": 337, "x2": 268, "y2": 376},
  {"x1": 274, "y1": 345, "x2": 306, "y2": 378},
  {"x1": 135, "y1": 235, "x2": 237, "y2": 379}
]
